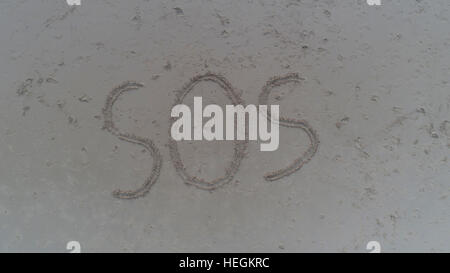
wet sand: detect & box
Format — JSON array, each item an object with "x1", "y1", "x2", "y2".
[{"x1": 0, "y1": 0, "x2": 449, "y2": 252}]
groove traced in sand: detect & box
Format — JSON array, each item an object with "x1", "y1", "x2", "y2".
[
  {"x1": 102, "y1": 81, "x2": 162, "y2": 199},
  {"x1": 168, "y1": 73, "x2": 248, "y2": 191},
  {"x1": 258, "y1": 73, "x2": 319, "y2": 181}
]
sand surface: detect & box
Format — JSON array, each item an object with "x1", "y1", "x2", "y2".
[{"x1": 0, "y1": 0, "x2": 449, "y2": 252}]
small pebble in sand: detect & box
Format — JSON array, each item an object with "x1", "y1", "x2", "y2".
[
  {"x1": 174, "y1": 7, "x2": 183, "y2": 15},
  {"x1": 78, "y1": 94, "x2": 92, "y2": 103}
]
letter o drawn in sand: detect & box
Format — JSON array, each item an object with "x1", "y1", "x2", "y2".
[
  {"x1": 102, "y1": 81, "x2": 162, "y2": 199},
  {"x1": 258, "y1": 73, "x2": 319, "y2": 181},
  {"x1": 169, "y1": 73, "x2": 248, "y2": 191}
]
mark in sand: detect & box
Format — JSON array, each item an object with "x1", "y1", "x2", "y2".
[
  {"x1": 168, "y1": 73, "x2": 248, "y2": 191},
  {"x1": 258, "y1": 73, "x2": 319, "y2": 181},
  {"x1": 102, "y1": 81, "x2": 162, "y2": 199}
]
